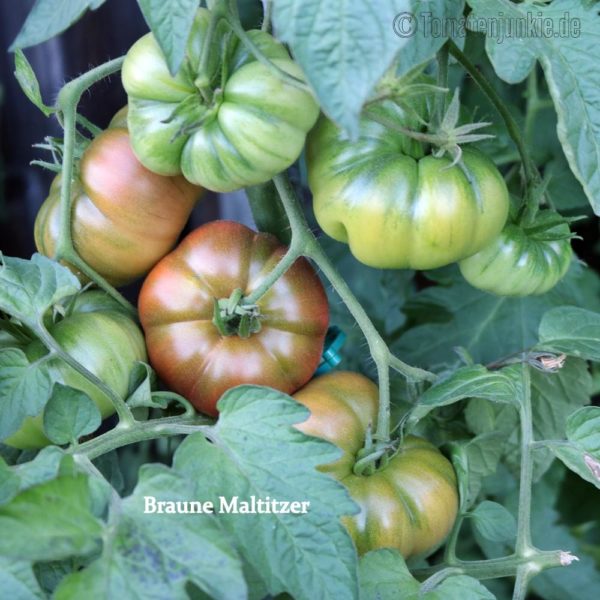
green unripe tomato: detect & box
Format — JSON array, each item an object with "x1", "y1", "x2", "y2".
[
  {"x1": 4, "y1": 292, "x2": 147, "y2": 449},
  {"x1": 122, "y1": 8, "x2": 319, "y2": 192},
  {"x1": 307, "y1": 104, "x2": 509, "y2": 270},
  {"x1": 459, "y1": 210, "x2": 573, "y2": 296},
  {"x1": 294, "y1": 372, "x2": 459, "y2": 557}
]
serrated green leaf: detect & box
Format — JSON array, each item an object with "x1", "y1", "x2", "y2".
[
  {"x1": 468, "y1": 0, "x2": 600, "y2": 214},
  {"x1": 10, "y1": 0, "x2": 106, "y2": 50},
  {"x1": 0, "y1": 457, "x2": 20, "y2": 505},
  {"x1": 0, "y1": 556, "x2": 43, "y2": 600},
  {"x1": 395, "y1": 1, "x2": 465, "y2": 76},
  {"x1": 0, "y1": 474, "x2": 103, "y2": 561},
  {"x1": 125, "y1": 361, "x2": 168, "y2": 410},
  {"x1": 409, "y1": 365, "x2": 517, "y2": 423},
  {"x1": 137, "y1": 0, "x2": 198, "y2": 75},
  {"x1": 394, "y1": 263, "x2": 600, "y2": 370},
  {"x1": 272, "y1": 0, "x2": 412, "y2": 137},
  {"x1": 359, "y1": 549, "x2": 419, "y2": 599},
  {"x1": 538, "y1": 307, "x2": 600, "y2": 361},
  {"x1": 450, "y1": 433, "x2": 505, "y2": 510},
  {"x1": 12, "y1": 446, "x2": 64, "y2": 491},
  {"x1": 55, "y1": 464, "x2": 246, "y2": 600},
  {"x1": 0, "y1": 348, "x2": 53, "y2": 440},
  {"x1": 549, "y1": 407, "x2": 600, "y2": 488},
  {"x1": 467, "y1": 360, "x2": 592, "y2": 481},
  {"x1": 0, "y1": 254, "x2": 80, "y2": 330},
  {"x1": 469, "y1": 500, "x2": 516, "y2": 543},
  {"x1": 428, "y1": 575, "x2": 496, "y2": 599},
  {"x1": 173, "y1": 385, "x2": 359, "y2": 600},
  {"x1": 42, "y1": 383, "x2": 101, "y2": 445},
  {"x1": 358, "y1": 550, "x2": 494, "y2": 599},
  {"x1": 13, "y1": 50, "x2": 53, "y2": 116}
]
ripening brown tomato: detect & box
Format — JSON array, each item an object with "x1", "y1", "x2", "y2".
[
  {"x1": 138, "y1": 220, "x2": 329, "y2": 416},
  {"x1": 294, "y1": 372, "x2": 459, "y2": 557},
  {"x1": 34, "y1": 108, "x2": 202, "y2": 287}
]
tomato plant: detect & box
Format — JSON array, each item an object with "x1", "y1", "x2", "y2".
[
  {"x1": 2, "y1": 1, "x2": 600, "y2": 599},
  {"x1": 294, "y1": 371, "x2": 458, "y2": 557},
  {"x1": 122, "y1": 8, "x2": 319, "y2": 192},
  {"x1": 459, "y1": 211, "x2": 573, "y2": 296},
  {"x1": 34, "y1": 108, "x2": 201, "y2": 287},
  {"x1": 138, "y1": 220, "x2": 329, "y2": 416},
  {"x1": 4, "y1": 290, "x2": 147, "y2": 449}
]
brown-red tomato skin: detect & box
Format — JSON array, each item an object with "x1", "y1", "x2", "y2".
[
  {"x1": 138, "y1": 220, "x2": 329, "y2": 416},
  {"x1": 34, "y1": 114, "x2": 202, "y2": 287}
]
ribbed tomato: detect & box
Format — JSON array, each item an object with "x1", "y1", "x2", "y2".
[
  {"x1": 138, "y1": 221, "x2": 329, "y2": 416},
  {"x1": 294, "y1": 372, "x2": 459, "y2": 557},
  {"x1": 34, "y1": 108, "x2": 202, "y2": 287}
]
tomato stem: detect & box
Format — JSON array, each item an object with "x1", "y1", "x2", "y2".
[
  {"x1": 73, "y1": 414, "x2": 214, "y2": 460},
  {"x1": 433, "y1": 44, "x2": 449, "y2": 129},
  {"x1": 267, "y1": 173, "x2": 436, "y2": 453},
  {"x1": 223, "y1": 2, "x2": 310, "y2": 93},
  {"x1": 447, "y1": 41, "x2": 541, "y2": 205},
  {"x1": 54, "y1": 57, "x2": 137, "y2": 319},
  {"x1": 515, "y1": 364, "x2": 534, "y2": 555},
  {"x1": 415, "y1": 550, "x2": 568, "y2": 587},
  {"x1": 36, "y1": 322, "x2": 135, "y2": 426}
]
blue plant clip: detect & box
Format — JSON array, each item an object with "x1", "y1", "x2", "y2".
[{"x1": 316, "y1": 326, "x2": 346, "y2": 375}]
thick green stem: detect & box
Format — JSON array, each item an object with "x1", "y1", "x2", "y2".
[
  {"x1": 246, "y1": 181, "x2": 292, "y2": 245},
  {"x1": 443, "y1": 512, "x2": 465, "y2": 564},
  {"x1": 195, "y1": 2, "x2": 226, "y2": 98},
  {"x1": 434, "y1": 44, "x2": 449, "y2": 128},
  {"x1": 244, "y1": 245, "x2": 302, "y2": 304},
  {"x1": 54, "y1": 56, "x2": 136, "y2": 318},
  {"x1": 414, "y1": 550, "x2": 566, "y2": 582},
  {"x1": 261, "y1": 0, "x2": 273, "y2": 32},
  {"x1": 515, "y1": 365, "x2": 534, "y2": 554},
  {"x1": 37, "y1": 324, "x2": 134, "y2": 425},
  {"x1": 73, "y1": 414, "x2": 214, "y2": 460},
  {"x1": 269, "y1": 174, "x2": 435, "y2": 448},
  {"x1": 447, "y1": 41, "x2": 539, "y2": 192},
  {"x1": 224, "y1": 5, "x2": 309, "y2": 92}
]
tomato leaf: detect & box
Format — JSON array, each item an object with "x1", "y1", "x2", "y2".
[
  {"x1": 13, "y1": 50, "x2": 53, "y2": 116},
  {"x1": 272, "y1": 0, "x2": 414, "y2": 137},
  {"x1": 466, "y1": 360, "x2": 593, "y2": 481},
  {"x1": 42, "y1": 384, "x2": 101, "y2": 445},
  {"x1": 11, "y1": 446, "x2": 65, "y2": 492},
  {"x1": 0, "y1": 457, "x2": 20, "y2": 506},
  {"x1": 0, "y1": 474, "x2": 103, "y2": 561},
  {"x1": 537, "y1": 306, "x2": 600, "y2": 361},
  {"x1": 358, "y1": 549, "x2": 419, "y2": 598},
  {"x1": 0, "y1": 348, "x2": 53, "y2": 441},
  {"x1": 450, "y1": 433, "x2": 505, "y2": 510},
  {"x1": 548, "y1": 407, "x2": 600, "y2": 489},
  {"x1": 395, "y1": 1, "x2": 466, "y2": 76},
  {"x1": 136, "y1": 0, "x2": 198, "y2": 75},
  {"x1": 468, "y1": 500, "x2": 517, "y2": 543},
  {"x1": 173, "y1": 385, "x2": 359, "y2": 600},
  {"x1": 55, "y1": 464, "x2": 246, "y2": 600},
  {"x1": 408, "y1": 365, "x2": 517, "y2": 424},
  {"x1": 0, "y1": 254, "x2": 80, "y2": 331},
  {"x1": 358, "y1": 549, "x2": 495, "y2": 599},
  {"x1": 468, "y1": 0, "x2": 600, "y2": 215},
  {"x1": 0, "y1": 556, "x2": 44, "y2": 600},
  {"x1": 428, "y1": 576, "x2": 496, "y2": 599},
  {"x1": 10, "y1": 0, "x2": 106, "y2": 51},
  {"x1": 394, "y1": 263, "x2": 600, "y2": 370}
]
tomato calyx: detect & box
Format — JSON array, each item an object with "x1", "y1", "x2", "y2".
[
  {"x1": 212, "y1": 288, "x2": 262, "y2": 338},
  {"x1": 352, "y1": 423, "x2": 395, "y2": 476}
]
